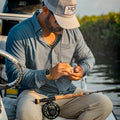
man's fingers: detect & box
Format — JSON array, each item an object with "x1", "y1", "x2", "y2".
[
  {"x1": 67, "y1": 72, "x2": 83, "y2": 80},
  {"x1": 61, "y1": 71, "x2": 72, "y2": 76},
  {"x1": 69, "y1": 72, "x2": 81, "y2": 77},
  {"x1": 51, "y1": 63, "x2": 73, "y2": 79},
  {"x1": 58, "y1": 63, "x2": 73, "y2": 73},
  {"x1": 74, "y1": 66, "x2": 83, "y2": 73},
  {"x1": 68, "y1": 75, "x2": 80, "y2": 81},
  {"x1": 59, "y1": 63, "x2": 72, "y2": 69},
  {"x1": 61, "y1": 67, "x2": 73, "y2": 74},
  {"x1": 74, "y1": 67, "x2": 79, "y2": 72}
]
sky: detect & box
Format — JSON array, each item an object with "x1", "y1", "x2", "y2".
[
  {"x1": 76, "y1": 0, "x2": 120, "y2": 17},
  {"x1": 0, "y1": 0, "x2": 120, "y2": 17}
]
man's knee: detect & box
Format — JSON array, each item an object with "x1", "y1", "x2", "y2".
[
  {"x1": 98, "y1": 94, "x2": 113, "y2": 115},
  {"x1": 82, "y1": 93, "x2": 113, "y2": 120},
  {"x1": 16, "y1": 90, "x2": 43, "y2": 120}
]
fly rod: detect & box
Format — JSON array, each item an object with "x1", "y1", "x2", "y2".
[
  {"x1": 35, "y1": 87, "x2": 120, "y2": 119},
  {"x1": 35, "y1": 87, "x2": 120, "y2": 104}
]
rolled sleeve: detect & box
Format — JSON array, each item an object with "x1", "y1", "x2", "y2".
[{"x1": 6, "y1": 29, "x2": 49, "y2": 89}]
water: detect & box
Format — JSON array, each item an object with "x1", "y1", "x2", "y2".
[{"x1": 73, "y1": 64, "x2": 120, "y2": 120}]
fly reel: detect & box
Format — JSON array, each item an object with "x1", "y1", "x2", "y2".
[{"x1": 42, "y1": 101, "x2": 60, "y2": 119}]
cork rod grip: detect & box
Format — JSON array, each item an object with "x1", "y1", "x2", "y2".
[
  {"x1": 35, "y1": 92, "x2": 84, "y2": 104},
  {"x1": 55, "y1": 92, "x2": 84, "y2": 100}
]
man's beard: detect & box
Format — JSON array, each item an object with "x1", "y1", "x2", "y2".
[{"x1": 45, "y1": 13, "x2": 63, "y2": 34}]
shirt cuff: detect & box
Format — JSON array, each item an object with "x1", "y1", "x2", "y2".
[
  {"x1": 35, "y1": 69, "x2": 49, "y2": 88},
  {"x1": 79, "y1": 64, "x2": 88, "y2": 76}
]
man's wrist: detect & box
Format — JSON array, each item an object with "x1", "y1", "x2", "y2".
[{"x1": 45, "y1": 69, "x2": 52, "y2": 80}]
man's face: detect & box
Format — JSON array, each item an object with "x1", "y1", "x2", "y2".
[{"x1": 45, "y1": 11, "x2": 63, "y2": 34}]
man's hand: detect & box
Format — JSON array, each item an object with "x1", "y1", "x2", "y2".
[
  {"x1": 50, "y1": 63, "x2": 73, "y2": 80},
  {"x1": 67, "y1": 65, "x2": 83, "y2": 81}
]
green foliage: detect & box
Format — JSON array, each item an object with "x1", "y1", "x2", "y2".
[{"x1": 78, "y1": 12, "x2": 120, "y2": 62}]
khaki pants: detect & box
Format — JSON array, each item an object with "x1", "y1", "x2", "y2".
[{"x1": 16, "y1": 88, "x2": 113, "y2": 120}]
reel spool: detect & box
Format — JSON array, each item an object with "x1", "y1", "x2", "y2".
[
  {"x1": 42, "y1": 101, "x2": 60, "y2": 119},
  {"x1": 0, "y1": 49, "x2": 22, "y2": 90}
]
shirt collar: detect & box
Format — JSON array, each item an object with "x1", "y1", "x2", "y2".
[{"x1": 31, "y1": 10, "x2": 42, "y2": 33}]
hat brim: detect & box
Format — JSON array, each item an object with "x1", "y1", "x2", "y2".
[{"x1": 54, "y1": 14, "x2": 80, "y2": 29}]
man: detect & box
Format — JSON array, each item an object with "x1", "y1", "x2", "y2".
[{"x1": 6, "y1": 0, "x2": 113, "y2": 120}]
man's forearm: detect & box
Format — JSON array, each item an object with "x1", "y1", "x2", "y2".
[{"x1": 6, "y1": 62, "x2": 49, "y2": 89}]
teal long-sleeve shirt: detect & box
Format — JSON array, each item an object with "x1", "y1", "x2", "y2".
[{"x1": 5, "y1": 10, "x2": 95, "y2": 97}]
